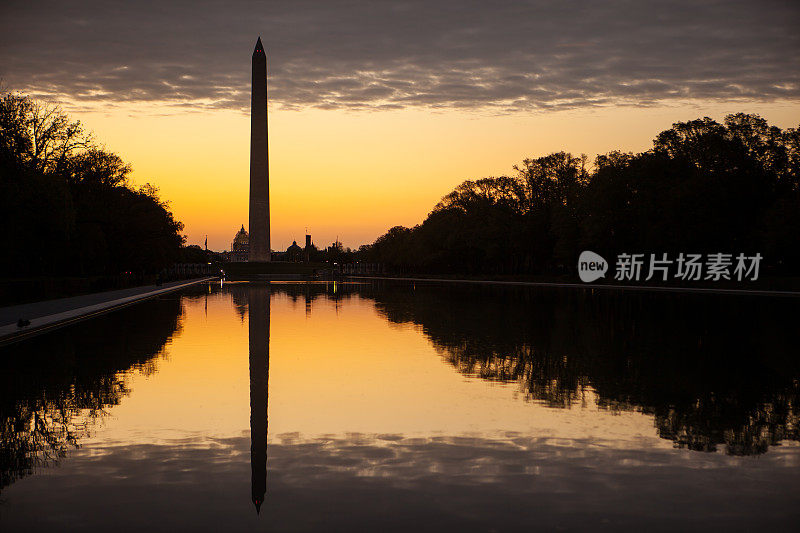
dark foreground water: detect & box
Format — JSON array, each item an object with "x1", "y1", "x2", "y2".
[{"x1": 1, "y1": 281, "x2": 798, "y2": 531}]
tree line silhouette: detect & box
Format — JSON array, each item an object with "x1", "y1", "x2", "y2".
[
  {"x1": 358, "y1": 114, "x2": 800, "y2": 276},
  {"x1": 5, "y1": 91, "x2": 797, "y2": 280},
  {"x1": 0, "y1": 92, "x2": 185, "y2": 278}
]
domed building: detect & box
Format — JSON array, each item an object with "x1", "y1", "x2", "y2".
[
  {"x1": 286, "y1": 240, "x2": 303, "y2": 262},
  {"x1": 231, "y1": 224, "x2": 249, "y2": 262}
]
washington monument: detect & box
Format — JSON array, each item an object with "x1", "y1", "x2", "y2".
[{"x1": 249, "y1": 37, "x2": 270, "y2": 262}]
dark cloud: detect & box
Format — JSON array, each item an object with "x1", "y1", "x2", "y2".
[{"x1": 0, "y1": 0, "x2": 798, "y2": 112}]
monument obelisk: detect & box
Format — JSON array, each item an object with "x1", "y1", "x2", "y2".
[{"x1": 249, "y1": 37, "x2": 270, "y2": 262}]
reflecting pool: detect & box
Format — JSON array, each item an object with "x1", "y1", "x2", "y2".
[{"x1": 1, "y1": 281, "x2": 798, "y2": 531}]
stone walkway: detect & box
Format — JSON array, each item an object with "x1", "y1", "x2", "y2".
[{"x1": 0, "y1": 277, "x2": 217, "y2": 344}]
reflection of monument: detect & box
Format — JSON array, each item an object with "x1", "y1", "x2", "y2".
[
  {"x1": 249, "y1": 37, "x2": 270, "y2": 262},
  {"x1": 248, "y1": 284, "x2": 269, "y2": 513}
]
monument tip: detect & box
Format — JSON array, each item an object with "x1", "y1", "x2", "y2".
[{"x1": 254, "y1": 37, "x2": 264, "y2": 54}]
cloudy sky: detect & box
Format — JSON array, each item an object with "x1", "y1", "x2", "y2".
[{"x1": 2, "y1": 0, "x2": 799, "y2": 248}]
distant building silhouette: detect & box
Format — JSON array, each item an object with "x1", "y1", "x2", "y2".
[
  {"x1": 286, "y1": 240, "x2": 303, "y2": 262},
  {"x1": 304, "y1": 234, "x2": 312, "y2": 262},
  {"x1": 230, "y1": 224, "x2": 249, "y2": 262}
]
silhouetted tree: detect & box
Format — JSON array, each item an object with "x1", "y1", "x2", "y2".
[
  {"x1": 363, "y1": 114, "x2": 800, "y2": 277},
  {"x1": 0, "y1": 92, "x2": 185, "y2": 278}
]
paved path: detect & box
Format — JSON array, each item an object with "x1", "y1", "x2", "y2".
[
  {"x1": 0, "y1": 277, "x2": 217, "y2": 345},
  {"x1": 346, "y1": 275, "x2": 800, "y2": 297}
]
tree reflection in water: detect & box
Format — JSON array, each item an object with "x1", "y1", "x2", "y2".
[
  {"x1": 369, "y1": 283, "x2": 800, "y2": 456},
  {"x1": 277, "y1": 281, "x2": 800, "y2": 456},
  {"x1": 0, "y1": 288, "x2": 196, "y2": 491}
]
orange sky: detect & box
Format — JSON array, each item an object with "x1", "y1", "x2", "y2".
[
  {"x1": 73, "y1": 100, "x2": 800, "y2": 251},
  {"x1": 4, "y1": 1, "x2": 799, "y2": 252}
]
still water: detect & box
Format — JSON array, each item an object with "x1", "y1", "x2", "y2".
[{"x1": 1, "y1": 281, "x2": 798, "y2": 531}]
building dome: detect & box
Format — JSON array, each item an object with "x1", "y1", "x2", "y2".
[
  {"x1": 234, "y1": 224, "x2": 249, "y2": 246},
  {"x1": 229, "y1": 224, "x2": 250, "y2": 262}
]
